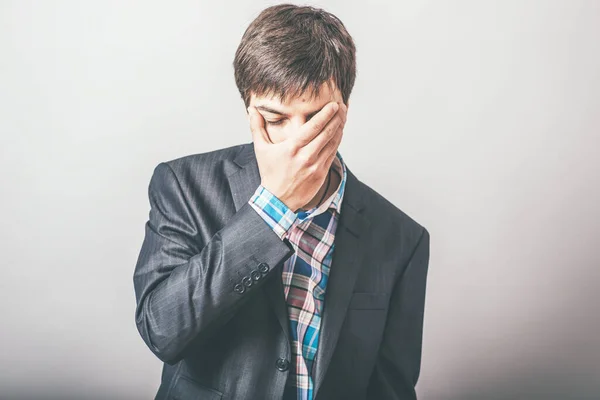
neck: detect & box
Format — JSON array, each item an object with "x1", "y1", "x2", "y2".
[{"x1": 301, "y1": 165, "x2": 340, "y2": 211}]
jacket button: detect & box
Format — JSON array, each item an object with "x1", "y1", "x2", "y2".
[
  {"x1": 242, "y1": 276, "x2": 253, "y2": 288},
  {"x1": 250, "y1": 269, "x2": 261, "y2": 282},
  {"x1": 234, "y1": 283, "x2": 245, "y2": 294},
  {"x1": 275, "y1": 357, "x2": 289, "y2": 371},
  {"x1": 258, "y1": 262, "x2": 270, "y2": 274}
]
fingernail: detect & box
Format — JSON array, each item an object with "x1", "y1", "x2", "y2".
[{"x1": 332, "y1": 103, "x2": 339, "y2": 112}]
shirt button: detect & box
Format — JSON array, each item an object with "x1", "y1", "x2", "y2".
[{"x1": 275, "y1": 357, "x2": 289, "y2": 371}]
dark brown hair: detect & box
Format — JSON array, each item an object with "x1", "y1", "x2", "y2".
[{"x1": 233, "y1": 4, "x2": 356, "y2": 108}]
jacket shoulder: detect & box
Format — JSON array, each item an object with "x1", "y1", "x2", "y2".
[
  {"x1": 162, "y1": 142, "x2": 246, "y2": 174},
  {"x1": 361, "y1": 181, "x2": 426, "y2": 232},
  {"x1": 147, "y1": 142, "x2": 248, "y2": 189},
  {"x1": 358, "y1": 179, "x2": 429, "y2": 262}
]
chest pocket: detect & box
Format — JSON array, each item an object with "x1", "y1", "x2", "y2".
[
  {"x1": 344, "y1": 292, "x2": 389, "y2": 351},
  {"x1": 169, "y1": 374, "x2": 223, "y2": 400},
  {"x1": 348, "y1": 292, "x2": 389, "y2": 310}
]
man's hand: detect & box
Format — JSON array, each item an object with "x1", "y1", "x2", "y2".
[{"x1": 247, "y1": 101, "x2": 347, "y2": 212}]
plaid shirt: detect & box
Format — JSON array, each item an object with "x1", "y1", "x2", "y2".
[{"x1": 248, "y1": 150, "x2": 347, "y2": 400}]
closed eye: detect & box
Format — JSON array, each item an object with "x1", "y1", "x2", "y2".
[{"x1": 266, "y1": 120, "x2": 284, "y2": 126}]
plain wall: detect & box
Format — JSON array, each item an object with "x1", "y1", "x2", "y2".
[{"x1": 1, "y1": 1, "x2": 598, "y2": 399}]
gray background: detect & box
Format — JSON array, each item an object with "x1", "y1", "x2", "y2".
[{"x1": 1, "y1": 1, "x2": 598, "y2": 399}]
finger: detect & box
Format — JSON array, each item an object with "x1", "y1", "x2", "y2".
[
  {"x1": 324, "y1": 144, "x2": 339, "y2": 173},
  {"x1": 248, "y1": 106, "x2": 271, "y2": 145},
  {"x1": 318, "y1": 117, "x2": 344, "y2": 164},
  {"x1": 306, "y1": 102, "x2": 346, "y2": 158},
  {"x1": 319, "y1": 103, "x2": 346, "y2": 162},
  {"x1": 319, "y1": 138, "x2": 341, "y2": 183},
  {"x1": 291, "y1": 102, "x2": 339, "y2": 147}
]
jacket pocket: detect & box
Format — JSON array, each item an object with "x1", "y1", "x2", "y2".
[
  {"x1": 348, "y1": 292, "x2": 389, "y2": 310},
  {"x1": 169, "y1": 374, "x2": 223, "y2": 400}
]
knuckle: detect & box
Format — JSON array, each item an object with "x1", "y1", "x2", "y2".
[
  {"x1": 313, "y1": 119, "x2": 325, "y2": 133},
  {"x1": 327, "y1": 123, "x2": 339, "y2": 136},
  {"x1": 285, "y1": 141, "x2": 300, "y2": 156},
  {"x1": 307, "y1": 163, "x2": 320, "y2": 177},
  {"x1": 299, "y1": 154, "x2": 312, "y2": 167},
  {"x1": 298, "y1": 152, "x2": 316, "y2": 168}
]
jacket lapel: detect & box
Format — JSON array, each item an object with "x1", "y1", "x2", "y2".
[
  {"x1": 311, "y1": 158, "x2": 371, "y2": 397},
  {"x1": 225, "y1": 142, "x2": 371, "y2": 397}
]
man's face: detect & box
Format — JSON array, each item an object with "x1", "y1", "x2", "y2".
[{"x1": 248, "y1": 81, "x2": 346, "y2": 144}]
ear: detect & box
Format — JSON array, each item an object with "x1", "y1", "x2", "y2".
[{"x1": 245, "y1": 101, "x2": 252, "y2": 123}]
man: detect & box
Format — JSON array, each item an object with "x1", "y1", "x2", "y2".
[{"x1": 133, "y1": 4, "x2": 430, "y2": 400}]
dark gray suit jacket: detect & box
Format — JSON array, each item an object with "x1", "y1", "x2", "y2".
[{"x1": 133, "y1": 141, "x2": 430, "y2": 400}]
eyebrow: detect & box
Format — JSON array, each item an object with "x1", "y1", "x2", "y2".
[{"x1": 255, "y1": 105, "x2": 323, "y2": 119}]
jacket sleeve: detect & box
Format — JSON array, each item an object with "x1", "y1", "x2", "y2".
[
  {"x1": 366, "y1": 228, "x2": 431, "y2": 399},
  {"x1": 133, "y1": 162, "x2": 295, "y2": 365}
]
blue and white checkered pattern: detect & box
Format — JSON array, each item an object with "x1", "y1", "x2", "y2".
[{"x1": 248, "y1": 150, "x2": 347, "y2": 400}]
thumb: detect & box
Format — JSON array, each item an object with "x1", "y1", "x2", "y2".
[{"x1": 247, "y1": 106, "x2": 270, "y2": 145}]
